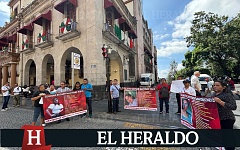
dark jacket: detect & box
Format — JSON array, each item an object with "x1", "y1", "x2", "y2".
[{"x1": 215, "y1": 92, "x2": 237, "y2": 121}]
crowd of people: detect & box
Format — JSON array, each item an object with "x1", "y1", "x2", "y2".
[{"x1": 1, "y1": 79, "x2": 93, "y2": 127}]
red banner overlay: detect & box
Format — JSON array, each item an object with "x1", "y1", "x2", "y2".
[
  {"x1": 124, "y1": 88, "x2": 157, "y2": 111},
  {"x1": 180, "y1": 93, "x2": 221, "y2": 129},
  {"x1": 21, "y1": 125, "x2": 51, "y2": 150},
  {"x1": 43, "y1": 91, "x2": 87, "y2": 123}
]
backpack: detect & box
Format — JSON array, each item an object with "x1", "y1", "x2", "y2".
[{"x1": 160, "y1": 86, "x2": 169, "y2": 98}]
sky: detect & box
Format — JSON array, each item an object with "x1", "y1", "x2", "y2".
[{"x1": 0, "y1": 0, "x2": 240, "y2": 78}]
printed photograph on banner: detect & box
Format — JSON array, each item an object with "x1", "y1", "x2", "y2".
[
  {"x1": 181, "y1": 97, "x2": 193, "y2": 125},
  {"x1": 137, "y1": 89, "x2": 157, "y2": 109},
  {"x1": 43, "y1": 95, "x2": 65, "y2": 120},
  {"x1": 64, "y1": 91, "x2": 87, "y2": 114},
  {"x1": 124, "y1": 90, "x2": 138, "y2": 107}
]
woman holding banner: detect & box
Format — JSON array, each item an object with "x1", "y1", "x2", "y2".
[
  {"x1": 214, "y1": 80, "x2": 237, "y2": 150},
  {"x1": 31, "y1": 84, "x2": 50, "y2": 126}
]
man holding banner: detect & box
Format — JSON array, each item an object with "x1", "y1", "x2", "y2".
[{"x1": 180, "y1": 79, "x2": 196, "y2": 96}]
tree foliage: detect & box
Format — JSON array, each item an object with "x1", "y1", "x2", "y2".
[{"x1": 183, "y1": 11, "x2": 240, "y2": 78}]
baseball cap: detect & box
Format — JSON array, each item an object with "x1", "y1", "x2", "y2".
[{"x1": 183, "y1": 79, "x2": 191, "y2": 84}]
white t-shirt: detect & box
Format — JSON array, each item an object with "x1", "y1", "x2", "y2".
[
  {"x1": 48, "y1": 104, "x2": 63, "y2": 114},
  {"x1": 13, "y1": 87, "x2": 22, "y2": 95},
  {"x1": 1, "y1": 86, "x2": 10, "y2": 96},
  {"x1": 191, "y1": 76, "x2": 202, "y2": 91},
  {"x1": 180, "y1": 87, "x2": 196, "y2": 96},
  {"x1": 207, "y1": 82, "x2": 213, "y2": 90}
]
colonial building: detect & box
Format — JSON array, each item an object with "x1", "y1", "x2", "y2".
[{"x1": 0, "y1": 0, "x2": 157, "y2": 98}]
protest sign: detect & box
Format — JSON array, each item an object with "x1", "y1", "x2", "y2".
[
  {"x1": 170, "y1": 80, "x2": 184, "y2": 93},
  {"x1": 124, "y1": 88, "x2": 157, "y2": 111},
  {"x1": 181, "y1": 93, "x2": 221, "y2": 129},
  {"x1": 43, "y1": 91, "x2": 87, "y2": 123}
]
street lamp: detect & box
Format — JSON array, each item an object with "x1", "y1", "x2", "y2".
[{"x1": 102, "y1": 44, "x2": 113, "y2": 113}]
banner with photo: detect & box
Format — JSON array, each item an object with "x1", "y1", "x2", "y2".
[
  {"x1": 124, "y1": 88, "x2": 157, "y2": 111},
  {"x1": 180, "y1": 93, "x2": 221, "y2": 129},
  {"x1": 43, "y1": 91, "x2": 87, "y2": 123}
]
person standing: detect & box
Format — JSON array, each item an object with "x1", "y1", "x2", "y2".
[
  {"x1": 1, "y1": 82, "x2": 11, "y2": 111},
  {"x1": 73, "y1": 82, "x2": 82, "y2": 91},
  {"x1": 191, "y1": 71, "x2": 202, "y2": 96},
  {"x1": 56, "y1": 81, "x2": 71, "y2": 93},
  {"x1": 110, "y1": 79, "x2": 123, "y2": 114},
  {"x1": 227, "y1": 77, "x2": 235, "y2": 91},
  {"x1": 156, "y1": 78, "x2": 170, "y2": 114},
  {"x1": 49, "y1": 85, "x2": 57, "y2": 95},
  {"x1": 213, "y1": 80, "x2": 237, "y2": 150},
  {"x1": 56, "y1": 81, "x2": 71, "y2": 121},
  {"x1": 31, "y1": 84, "x2": 50, "y2": 126},
  {"x1": 13, "y1": 83, "x2": 22, "y2": 107},
  {"x1": 175, "y1": 76, "x2": 183, "y2": 114},
  {"x1": 180, "y1": 79, "x2": 196, "y2": 96},
  {"x1": 204, "y1": 78, "x2": 213, "y2": 97},
  {"x1": 81, "y1": 78, "x2": 93, "y2": 118}
]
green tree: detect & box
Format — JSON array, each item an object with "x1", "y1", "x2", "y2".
[
  {"x1": 167, "y1": 60, "x2": 178, "y2": 83},
  {"x1": 186, "y1": 11, "x2": 236, "y2": 77}
]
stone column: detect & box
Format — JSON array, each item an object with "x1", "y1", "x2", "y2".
[
  {"x1": 10, "y1": 63, "x2": 17, "y2": 87},
  {"x1": 3, "y1": 65, "x2": 8, "y2": 85}
]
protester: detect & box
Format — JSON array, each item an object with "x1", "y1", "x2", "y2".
[
  {"x1": 191, "y1": 71, "x2": 202, "y2": 96},
  {"x1": 180, "y1": 79, "x2": 196, "y2": 96},
  {"x1": 31, "y1": 84, "x2": 50, "y2": 126},
  {"x1": 213, "y1": 80, "x2": 237, "y2": 150},
  {"x1": 22, "y1": 85, "x2": 29, "y2": 98},
  {"x1": 46, "y1": 98, "x2": 64, "y2": 118},
  {"x1": 73, "y1": 82, "x2": 82, "y2": 91},
  {"x1": 110, "y1": 79, "x2": 123, "y2": 114},
  {"x1": 1, "y1": 82, "x2": 11, "y2": 111},
  {"x1": 56, "y1": 81, "x2": 71, "y2": 121},
  {"x1": 204, "y1": 78, "x2": 214, "y2": 97},
  {"x1": 175, "y1": 76, "x2": 183, "y2": 114},
  {"x1": 156, "y1": 78, "x2": 170, "y2": 114},
  {"x1": 13, "y1": 83, "x2": 22, "y2": 107},
  {"x1": 56, "y1": 81, "x2": 71, "y2": 93},
  {"x1": 49, "y1": 85, "x2": 57, "y2": 95},
  {"x1": 81, "y1": 78, "x2": 93, "y2": 118},
  {"x1": 227, "y1": 77, "x2": 235, "y2": 91}
]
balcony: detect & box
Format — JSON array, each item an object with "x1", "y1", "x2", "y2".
[
  {"x1": 56, "y1": 20, "x2": 80, "y2": 42},
  {"x1": 35, "y1": 32, "x2": 53, "y2": 49},
  {"x1": 0, "y1": 50, "x2": 20, "y2": 66},
  {"x1": 111, "y1": 0, "x2": 137, "y2": 30},
  {"x1": 21, "y1": 40, "x2": 35, "y2": 54},
  {"x1": 103, "y1": 23, "x2": 136, "y2": 54},
  {"x1": 143, "y1": 35, "x2": 152, "y2": 53}
]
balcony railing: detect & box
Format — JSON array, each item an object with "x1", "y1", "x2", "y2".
[
  {"x1": 35, "y1": 32, "x2": 53, "y2": 49},
  {"x1": 56, "y1": 20, "x2": 80, "y2": 41},
  {"x1": 22, "y1": 40, "x2": 35, "y2": 54},
  {"x1": 112, "y1": 0, "x2": 137, "y2": 30},
  {"x1": 103, "y1": 23, "x2": 136, "y2": 53}
]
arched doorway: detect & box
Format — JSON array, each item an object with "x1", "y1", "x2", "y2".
[
  {"x1": 42, "y1": 54, "x2": 54, "y2": 85},
  {"x1": 110, "y1": 51, "x2": 123, "y2": 82},
  {"x1": 60, "y1": 47, "x2": 83, "y2": 87},
  {"x1": 24, "y1": 59, "x2": 36, "y2": 86}
]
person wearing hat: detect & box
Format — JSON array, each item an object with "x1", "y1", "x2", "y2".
[{"x1": 181, "y1": 79, "x2": 196, "y2": 96}]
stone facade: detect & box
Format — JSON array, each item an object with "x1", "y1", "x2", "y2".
[{"x1": 0, "y1": 0, "x2": 157, "y2": 99}]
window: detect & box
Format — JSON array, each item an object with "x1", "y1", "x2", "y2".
[
  {"x1": 65, "y1": 3, "x2": 76, "y2": 21},
  {"x1": 124, "y1": 69, "x2": 128, "y2": 81},
  {"x1": 79, "y1": 56, "x2": 84, "y2": 78}
]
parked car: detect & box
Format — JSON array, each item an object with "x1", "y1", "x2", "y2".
[{"x1": 191, "y1": 74, "x2": 214, "y2": 91}]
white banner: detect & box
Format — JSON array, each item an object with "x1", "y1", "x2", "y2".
[
  {"x1": 72, "y1": 52, "x2": 80, "y2": 69},
  {"x1": 170, "y1": 80, "x2": 184, "y2": 93}
]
